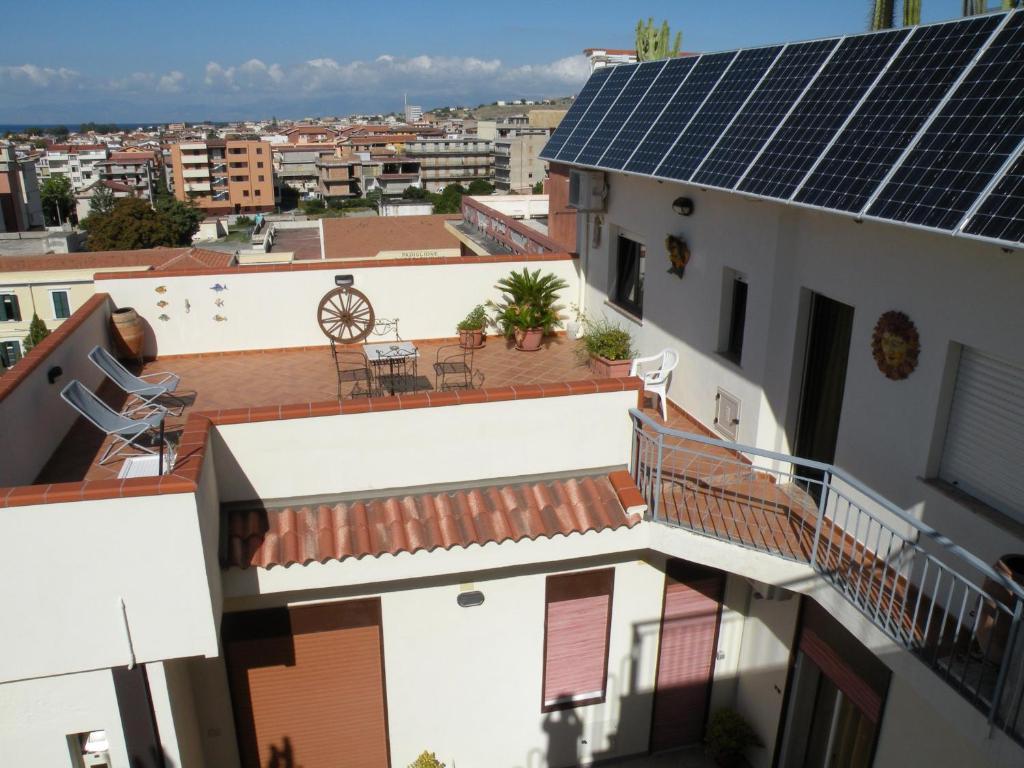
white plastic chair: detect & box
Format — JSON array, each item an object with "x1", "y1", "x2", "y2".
[{"x1": 630, "y1": 349, "x2": 679, "y2": 421}]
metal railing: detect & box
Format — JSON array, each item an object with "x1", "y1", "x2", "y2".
[{"x1": 629, "y1": 408, "x2": 1024, "y2": 741}]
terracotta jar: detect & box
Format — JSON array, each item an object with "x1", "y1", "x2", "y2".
[{"x1": 111, "y1": 307, "x2": 145, "y2": 362}]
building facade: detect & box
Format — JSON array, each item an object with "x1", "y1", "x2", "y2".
[
  {"x1": 170, "y1": 140, "x2": 274, "y2": 215},
  {"x1": 494, "y1": 133, "x2": 550, "y2": 193},
  {"x1": 96, "y1": 152, "x2": 158, "y2": 202},
  {"x1": 0, "y1": 141, "x2": 44, "y2": 232},
  {"x1": 37, "y1": 144, "x2": 110, "y2": 192},
  {"x1": 406, "y1": 137, "x2": 493, "y2": 192}
]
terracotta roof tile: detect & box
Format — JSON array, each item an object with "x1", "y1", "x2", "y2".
[
  {"x1": 321, "y1": 214, "x2": 460, "y2": 259},
  {"x1": 0, "y1": 247, "x2": 189, "y2": 273},
  {"x1": 224, "y1": 474, "x2": 640, "y2": 569},
  {"x1": 155, "y1": 247, "x2": 235, "y2": 271}
]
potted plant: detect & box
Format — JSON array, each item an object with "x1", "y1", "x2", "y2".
[
  {"x1": 487, "y1": 268, "x2": 569, "y2": 352},
  {"x1": 457, "y1": 304, "x2": 487, "y2": 349},
  {"x1": 577, "y1": 315, "x2": 635, "y2": 377},
  {"x1": 409, "y1": 751, "x2": 445, "y2": 768},
  {"x1": 705, "y1": 708, "x2": 763, "y2": 768}
]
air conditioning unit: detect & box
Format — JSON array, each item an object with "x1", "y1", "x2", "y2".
[{"x1": 568, "y1": 169, "x2": 607, "y2": 211}]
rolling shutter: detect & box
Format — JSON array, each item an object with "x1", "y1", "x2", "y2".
[
  {"x1": 543, "y1": 569, "x2": 614, "y2": 709},
  {"x1": 225, "y1": 599, "x2": 390, "y2": 768},
  {"x1": 939, "y1": 347, "x2": 1024, "y2": 522}
]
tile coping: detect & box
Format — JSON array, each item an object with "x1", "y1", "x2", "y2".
[{"x1": 0, "y1": 376, "x2": 644, "y2": 509}]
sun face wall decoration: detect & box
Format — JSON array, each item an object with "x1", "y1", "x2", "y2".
[{"x1": 871, "y1": 310, "x2": 920, "y2": 380}]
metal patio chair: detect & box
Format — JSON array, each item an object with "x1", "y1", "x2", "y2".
[
  {"x1": 330, "y1": 340, "x2": 375, "y2": 398},
  {"x1": 60, "y1": 380, "x2": 167, "y2": 466},
  {"x1": 433, "y1": 343, "x2": 475, "y2": 391},
  {"x1": 88, "y1": 345, "x2": 185, "y2": 416}
]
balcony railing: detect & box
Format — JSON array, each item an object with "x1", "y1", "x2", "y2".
[{"x1": 629, "y1": 408, "x2": 1024, "y2": 742}]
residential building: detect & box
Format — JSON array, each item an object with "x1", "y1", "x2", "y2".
[
  {"x1": 404, "y1": 103, "x2": 423, "y2": 124},
  {"x1": 583, "y1": 47, "x2": 638, "y2": 71},
  {"x1": 170, "y1": 139, "x2": 274, "y2": 215},
  {"x1": 316, "y1": 154, "x2": 362, "y2": 200},
  {"x1": 405, "y1": 136, "x2": 493, "y2": 192},
  {"x1": 273, "y1": 145, "x2": 335, "y2": 198},
  {"x1": 3, "y1": 12, "x2": 1024, "y2": 768},
  {"x1": 494, "y1": 133, "x2": 550, "y2": 193},
  {"x1": 36, "y1": 144, "x2": 110, "y2": 192},
  {"x1": 96, "y1": 152, "x2": 159, "y2": 202},
  {"x1": 282, "y1": 125, "x2": 339, "y2": 144},
  {"x1": 74, "y1": 180, "x2": 137, "y2": 222},
  {"x1": 0, "y1": 141, "x2": 44, "y2": 232},
  {"x1": 449, "y1": 194, "x2": 562, "y2": 256}
]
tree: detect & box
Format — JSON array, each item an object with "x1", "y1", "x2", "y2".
[
  {"x1": 467, "y1": 179, "x2": 494, "y2": 195},
  {"x1": 402, "y1": 185, "x2": 430, "y2": 201},
  {"x1": 635, "y1": 18, "x2": 682, "y2": 62},
  {"x1": 433, "y1": 183, "x2": 467, "y2": 214},
  {"x1": 532, "y1": 180, "x2": 544, "y2": 194},
  {"x1": 88, "y1": 184, "x2": 117, "y2": 217},
  {"x1": 23, "y1": 314, "x2": 50, "y2": 354},
  {"x1": 40, "y1": 175, "x2": 74, "y2": 226},
  {"x1": 85, "y1": 197, "x2": 176, "y2": 251},
  {"x1": 154, "y1": 196, "x2": 203, "y2": 245}
]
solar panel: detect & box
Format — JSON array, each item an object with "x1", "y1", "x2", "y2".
[
  {"x1": 599, "y1": 56, "x2": 698, "y2": 170},
  {"x1": 573, "y1": 60, "x2": 667, "y2": 166},
  {"x1": 795, "y1": 15, "x2": 1003, "y2": 213},
  {"x1": 692, "y1": 39, "x2": 838, "y2": 190},
  {"x1": 963, "y1": 150, "x2": 1024, "y2": 244},
  {"x1": 867, "y1": 13, "x2": 1024, "y2": 230},
  {"x1": 656, "y1": 46, "x2": 784, "y2": 182},
  {"x1": 624, "y1": 52, "x2": 736, "y2": 176},
  {"x1": 539, "y1": 66, "x2": 612, "y2": 161},
  {"x1": 737, "y1": 28, "x2": 912, "y2": 199},
  {"x1": 554, "y1": 63, "x2": 638, "y2": 162}
]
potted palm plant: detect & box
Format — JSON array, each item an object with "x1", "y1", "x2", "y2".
[
  {"x1": 577, "y1": 315, "x2": 634, "y2": 377},
  {"x1": 488, "y1": 268, "x2": 569, "y2": 352},
  {"x1": 705, "y1": 708, "x2": 763, "y2": 767},
  {"x1": 457, "y1": 304, "x2": 487, "y2": 349}
]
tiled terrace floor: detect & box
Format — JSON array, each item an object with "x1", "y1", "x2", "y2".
[{"x1": 40, "y1": 335, "x2": 673, "y2": 485}]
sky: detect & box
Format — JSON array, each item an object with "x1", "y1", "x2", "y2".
[{"x1": 0, "y1": 0, "x2": 978, "y2": 123}]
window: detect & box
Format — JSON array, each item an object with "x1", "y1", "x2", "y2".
[
  {"x1": 0, "y1": 340, "x2": 21, "y2": 368},
  {"x1": 258, "y1": 175, "x2": 265, "y2": 182},
  {"x1": 255, "y1": 189, "x2": 261, "y2": 197},
  {"x1": 612, "y1": 235, "x2": 645, "y2": 318},
  {"x1": 542, "y1": 569, "x2": 614, "y2": 710},
  {"x1": 243, "y1": 190, "x2": 250, "y2": 197},
  {"x1": 257, "y1": 161, "x2": 264, "y2": 169},
  {"x1": 720, "y1": 271, "x2": 748, "y2": 364},
  {"x1": 50, "y1": 289, "x2": 71, "y2": 320},
  {"x1": 0, "y1": 293, "x2": 21, "y2": 322},
  {"x1": 256, "y1": 147, "x2": 263, "y2": 154},
  {"x1": 938, "y1": 346, "x2": 1024, "y2": 522}
]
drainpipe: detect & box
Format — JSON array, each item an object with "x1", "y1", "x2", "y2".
[
  {"x1": 119, "y1": 597, "x2": 136, "y2": 670},
  {"x1": 576, "y1": 212, "x2": 591, "y2": 335}
]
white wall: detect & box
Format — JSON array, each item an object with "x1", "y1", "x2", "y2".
[
  {"x1": 0, "y1": 493, "x2": 220, "y2": 683},
  {"x1": 0, "y1": 668, "x2": 129, "y2": 767},
  {"x1": 0, "y1": 295, "x2": 110, "y2": 487},
  {"x1": 147, "y1": 659, "x2": 205, "y2": 768},
  {"x1": 581, "y1": 172, "x2": 1024, "y2": 571},
  {"x1": 478, "y1": 194, "x2": 549, "y2": 219},
  {"x1": 98, "y1": 258, "x2": 579, "y2": 357},
  {"x1": 212, "y1": 390, "x2": 636, "y2": 502}
]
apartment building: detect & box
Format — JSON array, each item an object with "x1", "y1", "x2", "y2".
[
  {"x1": 273, "y1": 145, "x2": 334, "y2": 198},
  {"x1": 37, "y1": 144, "x2": 110, "y2": 192},
  {"x1": 404, "y1": 104, "x2": 423, "y2": 123},
  {"x1": 282, "y1": 125, "x2": 339, "y2": 144},
  {"x1": 96, "y1": 152, "x2": 158, "y2": 202},
  {"x1": 2, "y1": 12, "x2": 1024, "y2": 768},
  {"x1": 316, "y1": 154, "x2": 362, "y2": 200},
  {"x1": 583, "y1": 47, "x2": 638, "y2": 71},
  {"x1": 0, "y1": 141, "x2": 44, "y2": 231},
  {"x1": 405, "y1": 136, "x2": 493, "y2": 192},
  {"x1": 170, "y1": 139, "x2": 274, "y2": 215},
  {"x1": 494, "y1": 133, "x2": 550, "y2": 193}
]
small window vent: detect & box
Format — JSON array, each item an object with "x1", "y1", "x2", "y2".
[{"x1": 714, "y1": 388, "x2": 740, "y2": 442}]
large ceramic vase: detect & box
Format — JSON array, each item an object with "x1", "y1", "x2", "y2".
[
  {"x1": 514, "y1": 327, "x2": 544, "y2": 351},
  {"x1": 111, "y1": 307, "x2": 145, "y2": 362}
]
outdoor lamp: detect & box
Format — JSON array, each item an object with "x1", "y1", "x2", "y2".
[
  {"x1": 334, "y1": 274, "x2": 354, "y2": 287},
  {"x1": 672, "y1": 197, "x2": 694, "y2": 216}
]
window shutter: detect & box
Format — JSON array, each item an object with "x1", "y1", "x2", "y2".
[
  {"x1": 543, "y1": 569, "x2": 614, "y2": 708},
  {"x1": 1, "y1": 341, "x2": 21, "y2": 367},
  {"x1": 939, "y1": 347, "x2": 1024, "y2": 522},
  {"x1": 800, "y1": 627, "x2": 883, "y2": 723},
  {"x1": 1, "y1": 294, "x2": 20, "y2": 322}
]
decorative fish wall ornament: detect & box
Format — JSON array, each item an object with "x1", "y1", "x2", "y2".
[
  {"x1": 156, "y1": 300, "x2": 169, "y2": 308},
  {"x1": 210, "y1": 283, "x2": 228, "y2": 293},
  {"x1": 158, "y1": 314, "x2": 170, "y2": 321},
  {"x1": 214, "y1": 298, "x2": 224, "y2": 307},
  {"x1": 213, "y1": 314, "x2": 228, "y2": 322},
  {"x1": 155, "y1": 286, "x2": 167, "y2": 294},
  {"x1": 185, "y1": 299, "x2": 191, "y2": 314}
]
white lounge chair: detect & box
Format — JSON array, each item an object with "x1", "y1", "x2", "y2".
[
  {"x1": 61, "y1": 380, "x2": 167, "y2": 466},
  {"x1": 630, "y1": 349, "x2": 679, "y2": 421},
  {"x1": 88, "y1": 345, "x2": 184, "y2": 416}
]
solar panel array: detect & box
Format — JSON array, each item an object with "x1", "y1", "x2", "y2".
[{"x1": 539, "y1": 9, "x2": 1024, "y2": 249}]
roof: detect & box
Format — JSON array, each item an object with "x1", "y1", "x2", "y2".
[
  {"x1": 155, "y1": 247, "x2": 235, "y2": 271},
  {"x1": 46, "y1": 144, "x2": 107, "y2": 153},
  {"x1": 345, "y1": 134, "x2": 416, "y2": 144},
  {"x1": 102, "y1": 152, "x2": 156, "y2": 164},
  {"x1": 284, "y1": 125, "x2": 339, "y2": 135},
  {"x1": 224, "y1": 474, "x2": 641, "y2": 568},
  {"x1": 321, "y1": 214, "x2": 461, "y2": 259},
  {"x1": 0, "y1": 248, "x2": 189, "y2": 273}
]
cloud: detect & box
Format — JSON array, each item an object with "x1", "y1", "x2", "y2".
[
  {"x1": 157, "y1": 71, "x2": 185, "y2": 93},
  {"x1": 0, "y1": 64, "x2": 79, "y2": 89}
]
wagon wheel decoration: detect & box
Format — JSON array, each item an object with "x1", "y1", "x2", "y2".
[{"x1": 317, "y1": 287, "x2": 376, "y2": 343}]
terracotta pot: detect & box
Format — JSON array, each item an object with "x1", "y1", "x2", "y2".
[
  {"x1": 110, "y1": 307, "x2": 145, "y2": 361},
  {"x1": 459, "y1": 328, "x2": 485, "y2": 349},
  {"x1": 589, "y1": 354, "x2": 632, "y2": 378},
  {"x1": 514, "y1": 327, "x2": 544, "y2": 351},
  {"x1": 977, "y1": 554, "x2": 1024, "y2": 663}
]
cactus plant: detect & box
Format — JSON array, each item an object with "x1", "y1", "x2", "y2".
[
  {"x1": 869, "y1": 0, "x2": 895, "y2": 30},
  {"x1": 963, "y1": 0, "x2": 988, "y2": 14},
  {"x1": 903, "y1": 0, "x2": 921, "y2": 25},
  {"x1": 635, "y1": 18, "x2": 682, "y2": 62}
]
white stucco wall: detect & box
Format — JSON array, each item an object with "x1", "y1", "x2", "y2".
[
  {"x1": 97, "y1": 258, "x2": 579, "y2": 357},
  {"x1": 147, "y1": 659, "x2": 205, "y2": 768},
  {"x1": 0, "y1": 668, "x2": 129, "y2": 768},
  {"x1": 579, "y1": 172, "x2": 1024, "y2": 572},
  {"x1": 212, "y1": 390, "x2": 637, "y2": 503},
  {"x1": 0, "y1": 493, "x2": 220, "y2": 683}
]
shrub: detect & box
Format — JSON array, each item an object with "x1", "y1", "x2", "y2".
[
  {"x1": 408, "y1": 751, "x2": 445, "y2": 768},
  {"x1": 302, "y1": 199, "x2": 326, "y2": 214},
  {"x1": 233, "y1": 215, "x2": 254, "y2": 227},
  {"x1": 486, "y1": 268, "x2": 568, "y2": 338},
  {"x1": 457, "y1": 304, "x2": 488, "y2": 331},
  {"x1": 23, "y1": 314, "x2": 50, "y2": 353},
  {"x1": 705, "y1": 708, "x2": 763, "y2": 766},
  {"x1": 577, "y1": 315, "x2": 634, "y2": 361}
]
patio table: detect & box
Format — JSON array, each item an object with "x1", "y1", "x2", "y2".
[{"x1": 364, "y1": 341, "x2": 419, "y2": 395}]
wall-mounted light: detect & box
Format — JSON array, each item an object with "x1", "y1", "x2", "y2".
[
  {"x1": 457, "y1": 590, "x2": 485, "y2": 608},
  {"x1": 334, "y1": 274, "x2": 354, "y2": 287},
  {"x1": 672, "y1": 197, "x2": 694, "y2": 216},
  {"x1": 47, "y1": 365, "x2": 63, "y2": 384}
]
